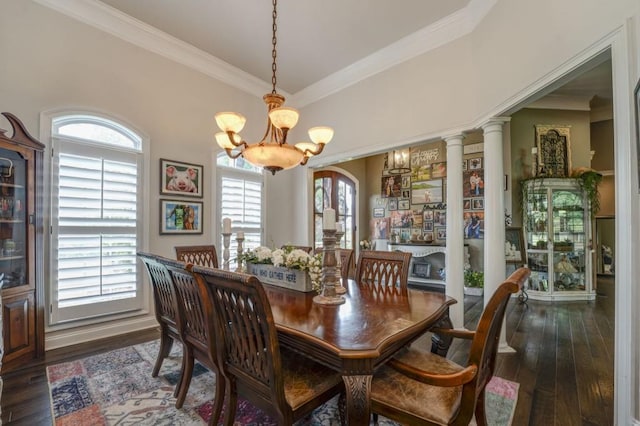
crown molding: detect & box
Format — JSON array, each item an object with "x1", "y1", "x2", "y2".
[
  {"x1": 293, "y1": 0, "x2": 498, "y2": 107},
  {"x1": 32, "y1": 0, "x2": 274, "y2": 99},
  {"x1": 34, "y1": 0, "x2": 496, "y2": 105}
]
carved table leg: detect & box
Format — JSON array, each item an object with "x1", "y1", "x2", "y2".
[
  {"x1": 342, "y1": 374, "x2": 372, "y2": 426},
  {"x1": 430, "y1": 310, "x2": 454, "y2": 357}
]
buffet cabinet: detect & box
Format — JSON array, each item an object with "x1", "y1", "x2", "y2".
[
  {"x1": 523, "y1": 178, "x2": 594, "y2": 301},
  {"x1": 0, "y1": 113, "x2": 44, "y2": 372}
]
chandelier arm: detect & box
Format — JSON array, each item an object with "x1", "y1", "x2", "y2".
[
  {"x1": 300, "y1": 156, "x2": 310, "y2": 166},
  {"x1": 226, "y1": 131, "x2": 246, "y2": 148},
  {"x1": 225, "y1": 148, "x2": 245, "y2": 159},
  {"x1": 300, "y1": 142, "x2": 326, "y2": 157}
]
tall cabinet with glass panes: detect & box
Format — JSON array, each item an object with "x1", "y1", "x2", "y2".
[{"x1": 522, "y1": 178, "x2": 595, "y2": 301}]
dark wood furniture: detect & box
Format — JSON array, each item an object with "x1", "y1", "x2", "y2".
[
  {"x1": 137, "y1": 252, "x2": 185, "y2": 401},
  {"x1": 369, "y1": 267, "x2": 530, "y2": 425},
  {"x1": 337, "y1": 248, "x2": 354, "y2": 280},
  {"x1": 0, "y1": 113, "x2": 45, "y2": 373},
  {"x1": 355, "y1": 249, "x2": 412, "y2": 289},
  {"x1": 261, "y1": 276, "x2": 456, "y2": 425},
  {"x1": 162, "y1": 259, "x2": 223, "y2": 417},
  {"x1": 192, "y1": 266, "x2": 345, "y2": 425},
  {"x1": 175, "y1": 244, "x2": 219, "y2": 268}
]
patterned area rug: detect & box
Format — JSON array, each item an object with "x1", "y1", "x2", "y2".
[{"x1": 47, "y1": 340, "x2": 518, "y2": 425}]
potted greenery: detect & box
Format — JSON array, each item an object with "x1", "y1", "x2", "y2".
[{"x1": 464, "y1": 269, "x2": 484, "y2": 296}]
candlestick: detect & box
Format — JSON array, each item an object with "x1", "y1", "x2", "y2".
[
  {"x1": 313, "y1": 228, "x2": 345, "y2": 305},
  {"x1": 222, "y1": 217, "x2": 232, "y2": 234},
  {"x1": 334, "y1": 228, "x2": 347, "y2": 294},
  {"x1": 222, "y1": 232, "x2": 231, "y2": 270},
  {"x1": 322, "y1": 208, "x2": 335, "y2": 230},
  {"x1": 235, "y1": 233, "x2": 245, "y2": 273}
]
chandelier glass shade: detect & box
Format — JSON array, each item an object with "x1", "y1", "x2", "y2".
[{"x1": 215, "y1": 0, "x2": 333, "y2": 175}]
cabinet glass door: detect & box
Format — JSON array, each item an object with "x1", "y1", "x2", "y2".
[
  {"x1": 525, "y1": 188, "x2": 548, "y2": 292},
  {"x1": 0, "y1": 148, "x2": 27, "y2": 289},
  {"x1": 551, "y1": 189, "x2": 586, "y2": 292}
]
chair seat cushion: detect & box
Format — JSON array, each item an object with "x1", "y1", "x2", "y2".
[
  {"x1": 281, "y1": 348, "x2": 343, "y2": 411},
  {"x1": 371, "y1": 347, "x2": 464, "y2": 425}
]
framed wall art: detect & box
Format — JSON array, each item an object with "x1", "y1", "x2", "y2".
[
  {"x1": 160, "y1": 199, "x2": 203, "y2": 234},
  {"x1": 535, "y1": 124, "x2": 571, "y2": 177},
  {"x1": 411, "y1": 179, "x2": 443, "y2": 204},
  {"x1": 381, "y1": 175, "x2": 402, "y2": 198},
  {"x1": 505, "y1": 227, "x2": 525, "y2": 264},
  {"x1": 398, "y1": 199, "x2": 410, "y2": 210},
  {"x1": 373, "y1": 207, "x2": 385, "y2": 218},
  {"x1": 160, "y1": 158, "x2": 203, "y2": 198},
  {"x1": 388, "y1": 198, "x2": 398, "y2": 211}
]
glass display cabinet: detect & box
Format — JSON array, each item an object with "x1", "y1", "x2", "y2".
[
  {"x1": 0, "y1": 113, "x2": 44, "y2": 372},
  {"x1": 522, "y1": 178, "x2": 594, "y2": 301}
]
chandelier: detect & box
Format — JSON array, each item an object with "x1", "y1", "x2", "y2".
[{"x1": 214, "y1": 0, "x2": 334, "y2": 175}]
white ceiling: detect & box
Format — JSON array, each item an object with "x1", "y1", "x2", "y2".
[{"x1": 38, "y1": 0, "x2": 612, "y2": 110}]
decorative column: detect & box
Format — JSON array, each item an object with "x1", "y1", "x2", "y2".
[
  {"x1": 481, "y1": 117, "x2": 512, "y2": 352},
  {"x1": 444, "y1": 134, "x2": 465, "y2": 329}
]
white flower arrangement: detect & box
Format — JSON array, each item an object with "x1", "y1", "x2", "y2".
[
  {"x1": 242, "y1": 245, "x2": 323, "y2": 293},
  {"x1": 359, "y1": 239, "x2": 372, "y2": 250}
]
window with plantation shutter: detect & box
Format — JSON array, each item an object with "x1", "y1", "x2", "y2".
[
  {"x1": 50, "y1": 115, "x2": 144, "y2": 324},
  {"x1": 217, "y1": 154, "x2": 264, "y2": 269}
]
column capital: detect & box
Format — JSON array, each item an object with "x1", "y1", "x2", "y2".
[
  {"x1": 480, "y1": 116, "x2": 511, "y2": 132},
  {"x1": 443, "y1": 133, "x2": 465, "y2": 144}
]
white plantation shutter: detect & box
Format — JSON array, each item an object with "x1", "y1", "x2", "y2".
[
  {"x1": 217, "y1": 155, "x2": 264, "y2": 268},
  {"x1": 51, "y1": 117, "x2": 143, "y2": 324}
]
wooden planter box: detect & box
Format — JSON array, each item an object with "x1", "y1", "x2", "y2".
[{"x1": 246, "y1": 263, "x2": 314, "y2": 292}]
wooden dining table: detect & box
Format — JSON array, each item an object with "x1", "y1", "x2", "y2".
[{"x1": 263, "y1": 279, "x2": 457, "y2": 425}]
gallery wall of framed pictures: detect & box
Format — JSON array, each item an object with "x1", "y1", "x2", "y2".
[
  {"x1": 373, "y1": 146, "x2": 485, "y2": 244},
  {"x1": 159, "y1": 158, "x2": 204, "y2": 235}
]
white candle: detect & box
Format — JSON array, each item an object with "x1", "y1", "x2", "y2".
[
  {"x1": 237, "y1": 231, "x2": 244, "y2": 239},
  {"x1": 323, "y1": 208, "x2": 335, "y2": 230},
  {"x1": 222, "y1": 217, "x2": 231, "y2": 234},
  {"x1": 335, "y1": 223, "x2": 343, "y2": 233}
]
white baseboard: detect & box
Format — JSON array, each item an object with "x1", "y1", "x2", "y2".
[{"x1": 45, "y1": 315, "x2": 158, "y2": 351}]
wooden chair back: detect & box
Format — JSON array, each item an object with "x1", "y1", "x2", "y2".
[
  {"x1": 175, "y1": 244, "x2": 219, "y2": 268},
  {"x1": 191, "y1": 266, "x2": 344, "y2": 425},
  {"x1": 191, "y1": 267, "x2": 288, "y2": 414},
  {"x1": 157, "y1": 257, "x2": 224, "y2": 418},
  {"x1": 355, "y1": 250, "x2": 412, "y2": 289},
  {"x1": 461, "y1": 267, "x2": 529, "y2": 416}
]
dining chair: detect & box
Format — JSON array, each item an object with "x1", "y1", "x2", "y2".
[
  {"x1": 137, "y1": 252, "x2": 185, "y2": 396},
  {"x1": 175, "y1": 244, "x2": 219, "y2": 268},
  {"x1": 191, "y1": 266, "x2": 345, "y2": 425},
  {"x1": 159, "y1": 257, "x2": 224, "y2": 419},
  {"x1": 355, "y1": 250, "x2": 412, "y2": 290},
  {"x1": 369, "y1": 267, "x2": 531, "y2": 426}
]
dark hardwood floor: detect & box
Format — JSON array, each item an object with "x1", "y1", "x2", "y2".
[{"x1": 1, "y1": 276, "x2": 614, "y2": 425}]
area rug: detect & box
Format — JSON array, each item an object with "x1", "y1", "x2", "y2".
[{"x1": 47, "y1": 340, "x2": 518, "y2": 425}]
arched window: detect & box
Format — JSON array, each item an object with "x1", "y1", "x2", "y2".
[
  {"x1": 216, "y1": 153, "x2": 264, "y2": 268},
  {"x1": 50, "y1": 113, "x2": 144, "y2": 324},
  {"x1": 313, "y1": 171, "x2": 356, "y2": 249}
]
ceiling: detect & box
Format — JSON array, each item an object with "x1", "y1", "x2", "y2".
[{"x1": 44, "y1": 0, "x2": 612, "y2": 111}]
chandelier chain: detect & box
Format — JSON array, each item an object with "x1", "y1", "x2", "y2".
[{"x1": 271, "y1": 0, "x2": 278, "y2": 94}]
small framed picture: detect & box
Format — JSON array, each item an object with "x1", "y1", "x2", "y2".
[
  {"x1": 160, "y1": 159, "x2": 204, "y2": 198},
  {"x1": 472, "y1": 198, "x2": 484, "y2": 210},
  {"x1": 423, "y1": 210, "x2": 434, "y2": 222},
  {"x1": 435, "y1": 227, "x2": 447, "y2": 240},
  {"x1": 160, "y1": 199, "x2": 203, "y2": 234},
  {"x1": 462, "y1": 159, "x2": 468, "y2": 171},
  {"x1": 468, "y1": 157, "x2": 483, "y2": 170},
  {"x1": 401, "y1": 189, "x2": 410, "y2": 199},
  {"x1": 388, "y1": 198, "x2": 398, "y2": 211},
  {"x1": 373, "y1": 207, "x2": 385, "y2": 218},
  {"x1": 434, "y1": 210, "x2": 447, "y2": 226},
  {"x1": 398, "y1": 199, "x2": 410, "y2": 210},
  {"x1": 463, "y1": 198, "x2": 472, "y2": 210},
  {"x1": 423, "y1": 221, "x2": 434, "y2": 231},
  {"x1": 401, "y1": 175, "x2": 411, "y2": 189}
]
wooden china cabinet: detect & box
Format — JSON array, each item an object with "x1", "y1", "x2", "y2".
[{"x1": 0, "y1": 113, "x2": 44, "y2": 373}]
